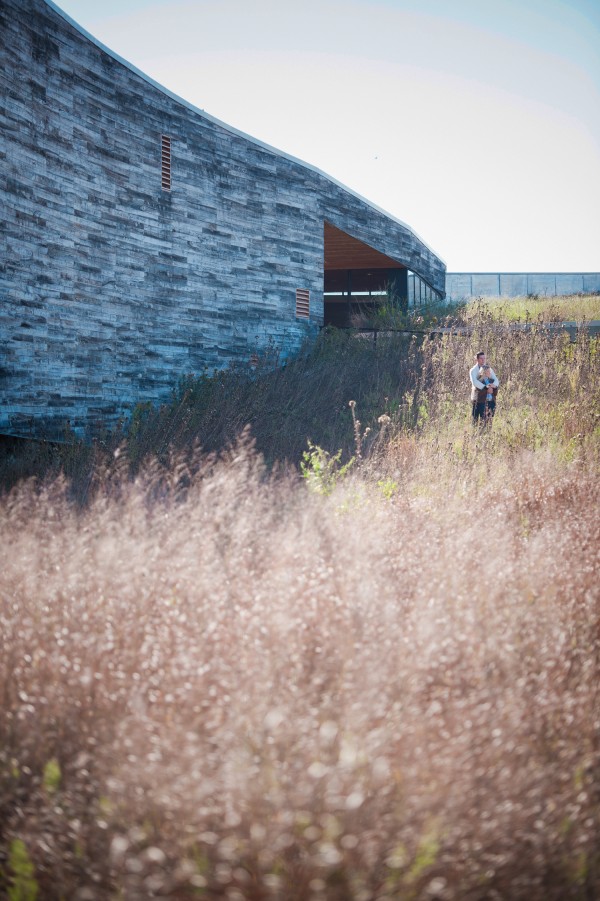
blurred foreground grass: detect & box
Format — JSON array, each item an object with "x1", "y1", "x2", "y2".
[{"x1": 0, "y1": 299, "x2": 599, "y2": 899}]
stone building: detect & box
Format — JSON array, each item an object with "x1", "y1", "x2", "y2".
[{"x1": 0, "y1": 0, "x2": 446, "y2": 439}]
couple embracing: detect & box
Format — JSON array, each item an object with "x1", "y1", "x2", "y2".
[{"x1": 469, "y1": 351, "x2": 499, "y2": 424}]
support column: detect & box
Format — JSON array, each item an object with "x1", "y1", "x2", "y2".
[
  {"x1": 347, "y1": 270, "x2": 352, "y2": 324},
  {"x1": 388, "y1": 268, "x2": 408, "y2": 314}
]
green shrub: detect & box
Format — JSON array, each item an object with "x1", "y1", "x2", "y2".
[
  {"x1": 300, "y1": 441, "x2": 355, "y2": 495},
  {"x1": 7, "y1": 840, "x2": 38, "y2": 901}
]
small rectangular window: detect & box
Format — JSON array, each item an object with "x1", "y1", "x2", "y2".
[
  {"x1": 296, "y1": 288, "x2": 310, "y2": 319},
  {"x1": 161, "y1": 135, "x2": 171, "y2": 191}
]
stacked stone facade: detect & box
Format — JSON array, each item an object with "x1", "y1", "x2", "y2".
[{"x1": 0, "y1": 0, "x2": 445, "y2": 439}]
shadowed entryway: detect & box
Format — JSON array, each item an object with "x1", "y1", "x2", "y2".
[{"x1": 323, "y1": 221, "x2": 408, "y2": 327}]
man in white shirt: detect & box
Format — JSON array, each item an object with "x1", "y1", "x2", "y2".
[{"x1": 470, "y1": 351, "x2": 499, "y2": 422}]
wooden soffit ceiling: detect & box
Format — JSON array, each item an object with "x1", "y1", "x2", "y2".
[{"x1": 324, "y1": 221, "x2": 404, "y2": 272}]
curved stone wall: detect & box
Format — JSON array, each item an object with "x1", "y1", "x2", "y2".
[{"x1": 0, "y1": 0, "x2": 446, "y2": 439}]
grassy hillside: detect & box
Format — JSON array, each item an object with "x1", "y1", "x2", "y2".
[
  {"x1": 462, "y1": 292, "x2": 600, "y2": 323},
  {"x1": 2, "y1": 294, "x2": 599, "y2": 498},
  {"x1": 1, "y1": 300, "x2": 599, "y2": 899}
]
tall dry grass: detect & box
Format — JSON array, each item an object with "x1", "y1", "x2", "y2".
[
  {"x1": 1, "y1": 312, "x2": 599, "y2": 899},
  {"x1": 461, "y1": 294, "x2": 600, "y2": 324}
]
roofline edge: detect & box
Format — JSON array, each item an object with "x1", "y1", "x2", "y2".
[{"x1": 43, "y1": 0, "x2": 446, "y2": 266}]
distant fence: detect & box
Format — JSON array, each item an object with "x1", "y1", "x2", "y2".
[{"x1": 446, "y1": 272, "x2": 600, "y2": 301}]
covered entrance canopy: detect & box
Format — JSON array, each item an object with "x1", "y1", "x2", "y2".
[
  {"x1": 324, "y1": 221, "x2": 437, "y2": 327},
  {"x1": 324, "y1": 221, "x2": 407, "y2": 327}
]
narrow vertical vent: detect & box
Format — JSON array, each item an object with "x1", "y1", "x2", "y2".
[
  {"x1": 161, "y1": 135, "x2": 172, "y2": 191},
  {"x1": 296, "y1": 288, "x2": 310, "y2": 318}
]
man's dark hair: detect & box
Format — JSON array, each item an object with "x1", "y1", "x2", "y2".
[{"x1": 476, "y1": 351, "x2": 485, "y2": 359}]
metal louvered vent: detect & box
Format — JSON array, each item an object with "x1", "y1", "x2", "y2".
[
  {"x1": 161, "y1": 135, "x2": 172, "y2": 190},
  {"x1": 296, "y1": 288, "x2": 310, "y2": 318}
]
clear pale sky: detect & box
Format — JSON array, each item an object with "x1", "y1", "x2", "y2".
[{"x1": 55, "y1": 0, "x2": 599, "y2": 272}]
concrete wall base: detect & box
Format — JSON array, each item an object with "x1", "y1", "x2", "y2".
[{"x1": 446, "y1": 273, "x2": 600, "y2": 301}]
